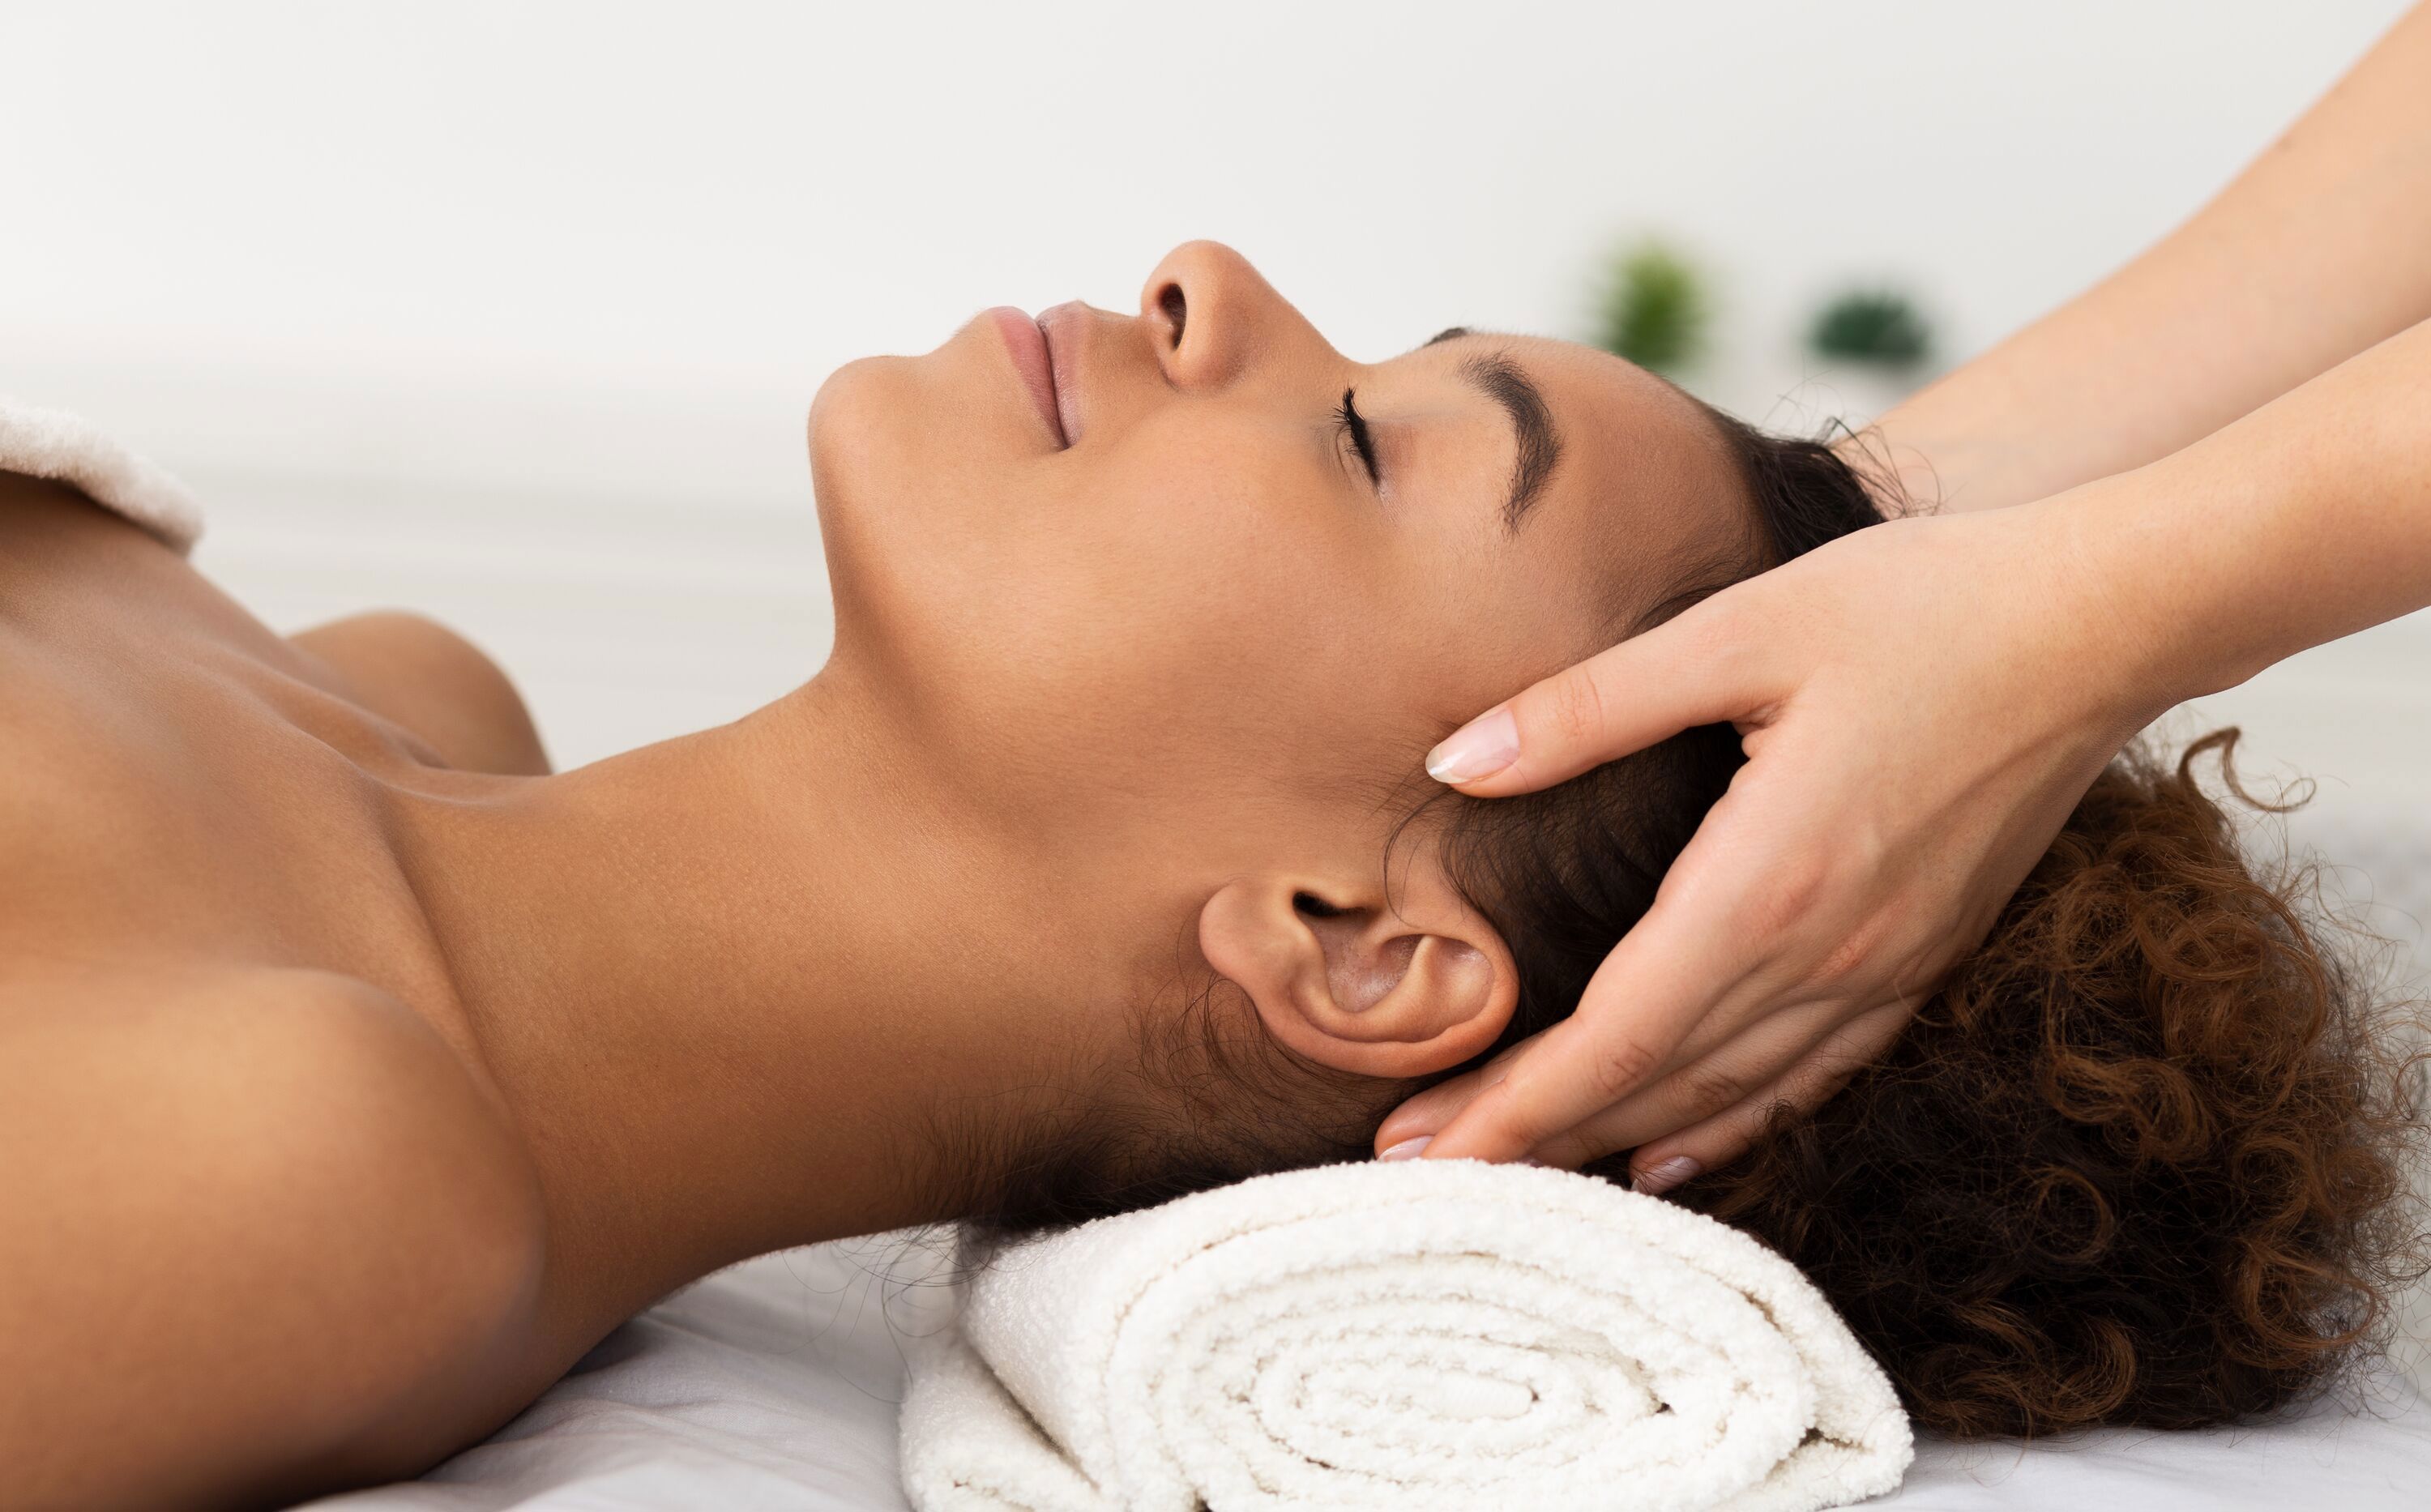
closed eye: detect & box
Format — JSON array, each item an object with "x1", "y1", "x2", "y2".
[{"x1": 1334, "y1": 388, "x2": 1380, "y2": 486}]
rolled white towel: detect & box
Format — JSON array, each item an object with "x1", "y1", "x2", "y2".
[{"x1": 899, "y1": 1159, "x2": 1912, "y2": 1512}]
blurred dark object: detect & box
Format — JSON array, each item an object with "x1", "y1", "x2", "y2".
[
  {"x1": 1596, "y1": 241, "x2": 1711, "y2": 374},
  {"x1": 1807, "y1": 288, "x2": 1933, "y2": 369}
]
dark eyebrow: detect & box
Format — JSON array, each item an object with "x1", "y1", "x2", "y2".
[{"x1": 1459, "y1": 350, "x2": 1562, "y2": 532}]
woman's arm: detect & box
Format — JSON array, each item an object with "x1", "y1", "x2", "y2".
[
  {"x1": 1391, "y1": 313, "x2": 2431, "y2": 1177},
  {"x1": 2096, "y1": 310, "x2": 2431, "y2": 701},
  {"x1": 1858, "y1": 1, "x2": 2431, "y2": 515}
]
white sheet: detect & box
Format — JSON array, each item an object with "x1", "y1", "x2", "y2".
[{"x1": 293, "y1": 1235, "x2": 2430, "y2": 1512}]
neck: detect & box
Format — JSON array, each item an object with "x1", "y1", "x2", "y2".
[{"x1": 389, "y1": 672, "x2": 1137, "y2": 1323}]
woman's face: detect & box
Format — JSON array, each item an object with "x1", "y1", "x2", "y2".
[{"x1": 806, "y1": 241, "x2": 1742, "y2": 878}]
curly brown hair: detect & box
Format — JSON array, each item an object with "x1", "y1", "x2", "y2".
[
  {"x1": 956, "y1": 411, "x2": 2427, "y2": 1441},
  {"x1": 1651, "y1": 733, "x2": 2425, "y2": 1434}
]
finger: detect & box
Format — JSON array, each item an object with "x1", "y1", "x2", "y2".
[
  {"x1": 1420, "y1": 747, "x2": 1839, "y2": 1163},
  {"x1": 1627, "y1": 1006, "x2": 1910, "y2": 1194},
  {"x1": 1420, "y1": 867, "x2": 1775, "y2": 1162},
  {"x1": 1370, "y1": 1056, "x2": 1500, "y2": 1157},
  {"x1": 1425, "y1": 593, "x2": 1777, "y2": 797},
  {"x1": 1519, "y1": 1005, "x2": 1844, "y2": 1170}
]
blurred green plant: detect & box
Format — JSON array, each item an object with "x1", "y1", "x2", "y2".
[
  {"x1": 1807, "y1": 288, "x2": 1933, "y2": 369},
  {"x1": 1596, "y1": 241, "x2": 1710, "y2": 374}
]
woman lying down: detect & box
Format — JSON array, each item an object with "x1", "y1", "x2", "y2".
[{"x1": 2, "y1": 241, "x2": 2422, "y2": 1510}]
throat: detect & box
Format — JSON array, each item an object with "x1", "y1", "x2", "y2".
[{"x1": 385, "y1": 681, "x2": 1116, "y2": 1327}]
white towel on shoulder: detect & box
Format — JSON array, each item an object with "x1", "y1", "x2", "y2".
[
  {"x1": 0, "y1": 395, "x2": 204, "y2": 553},
  {"x1": 899, "y1": 1159, "x2": 1912, "y2": 1512}
]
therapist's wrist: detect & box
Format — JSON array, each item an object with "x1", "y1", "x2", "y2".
[{"x1": 2027, "y1": 464, "x2": 2262, "y2": 731}]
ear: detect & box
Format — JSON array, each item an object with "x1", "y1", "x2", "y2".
[{"x1": 1196, "y1": 852, "x2": 1517, "y2": 1080}]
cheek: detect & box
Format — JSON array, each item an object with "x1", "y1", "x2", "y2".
[{"x1": 870, "y1": 429, "x2": 1396, "y2": 821}]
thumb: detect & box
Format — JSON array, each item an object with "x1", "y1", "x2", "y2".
[{"x1": 1427, "y1": 594, "x2": 1773, "y2": 797}]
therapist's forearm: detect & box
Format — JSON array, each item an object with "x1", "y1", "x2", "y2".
[
  {"x1": 1860, "y1": 2, "x2": 2431, "y2": 516},
  {"x1": 2068, "y1": 312, "x2": 2431, "y2": 713}
]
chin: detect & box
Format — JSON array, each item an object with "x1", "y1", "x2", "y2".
[
  {"x1": 806, "y1": 355, "x2": 912, "y2": 523},
  {"x1": 802, "y1": 321, "x2": 1070, "y2": 727},
  {"x1": 804, "y1": 348, "x2": 995, "y2": 708},
  {"x1": 805, "y1": 351, "x2": 942, "y2": 615},
  {"x1": 805, "y1": 324, "x2": 1015, "y2": 538}
]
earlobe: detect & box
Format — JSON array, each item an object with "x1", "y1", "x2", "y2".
[{"x1": 1197, "y1": 867, "x2": 1516, "y2": 1081}]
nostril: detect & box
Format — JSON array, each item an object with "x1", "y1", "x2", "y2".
[{"x1": 1157, "y1": 282, "x2": 1187, "y2": 345}]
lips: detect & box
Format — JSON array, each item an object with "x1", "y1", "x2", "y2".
[
  {"x1": 988, "y1": 306, "x2": 1067, "y2": 448},
  {"x1": 1033, "y1": 301, "x2": 1087, "y2": 446}
]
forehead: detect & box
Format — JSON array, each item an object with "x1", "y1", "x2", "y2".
[{"x1": 1463, "y1": 335, "x2": 1748, "y2": 647}]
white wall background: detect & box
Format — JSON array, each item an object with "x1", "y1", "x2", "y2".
[
  {"x1": 7, "y1": 2, "x2": 2419, "y2": 496},
  {"x1": 2, "y1": 0, "x2": 2423, "y2": 848}
]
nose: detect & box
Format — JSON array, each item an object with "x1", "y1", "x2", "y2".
[{"x1": 1139, "y1": 240, "x2": 1320, "y2": 391}]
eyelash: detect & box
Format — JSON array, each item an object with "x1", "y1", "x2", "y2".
[{"x1": 1334, "y1": 387, "x2": 1380, "y2": 485}]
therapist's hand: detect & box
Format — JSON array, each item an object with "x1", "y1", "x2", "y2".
[{"x1": 1374, "y1": 493, "x2": 2176, "y2": 1190}]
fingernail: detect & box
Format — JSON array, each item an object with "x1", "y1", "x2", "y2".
[
  {"x1": 1630, "y1": 1156, "x2": 1700, "y2": 1195},
  {"x1": 1425, "y1": 708, "x2": 1519, "y2": 784},
  {"x1": 1377, "y1": 1136, "x2": 1433, "y2": 1162}
]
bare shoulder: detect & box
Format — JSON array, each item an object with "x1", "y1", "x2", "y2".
[
  {"x1": 0, "y1": 963, "x2": 547, "y2": 1509},
  {"x1": 289, "y1": 609, "x2": 552, "y2": 775}
]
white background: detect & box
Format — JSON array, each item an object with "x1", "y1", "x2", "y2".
[{"x1": 2, "y1": 0, "x2": 2423, "y2": 839}]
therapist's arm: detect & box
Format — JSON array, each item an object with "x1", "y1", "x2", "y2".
[{"x1": 1859, "y1": 1, "x2": 2431, "y2": 515}]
